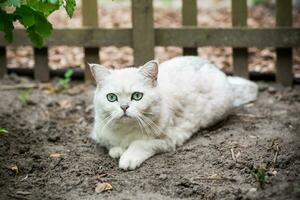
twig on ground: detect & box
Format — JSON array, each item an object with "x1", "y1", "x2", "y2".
[
  {"x1": 16, "y1": 191, "x2": 31, "y2": 196},
  {"x1": 272, "y1": 144, "x2": 280, "y2": 165},
  {"x1": 236, "y1": 113, "x2": 266, "y2": 122},
  {"x1": 231, "y1": 148, "x2": 236, "y2": 162},
  {"x1": 7, "y1": 194, "x2": 30, "y2": 200},
  {"x1": 19, "y1": 174, "x2": 28, "y2": 182},
  {"x1": 236, "y1": 113, "x2": 265, "y2": 119},
  {"x1": 194, "y1": 176, "x2": 237, "y2": 182},
  {"x1": 0, "y1": 84, "x2": 38, "y2": 90},
  {"x1": 269, "y1": 139, "x2": 280, "y2": 166}
]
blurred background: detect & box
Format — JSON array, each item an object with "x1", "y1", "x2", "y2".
[{"x1": 6, "y1": 0, "x2": 300, "y2": 77}]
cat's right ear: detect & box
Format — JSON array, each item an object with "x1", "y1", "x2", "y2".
[{"x1": 88, "y1": 63, "x2": 110, "y2": 85}]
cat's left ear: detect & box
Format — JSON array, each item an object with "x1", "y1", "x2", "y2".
[
  {"x1": 139, "y1": 60, "x2": 159, "y2": 86},
  {"x1": 88, "y1": 63, "x2": 110, "y2": 85}
]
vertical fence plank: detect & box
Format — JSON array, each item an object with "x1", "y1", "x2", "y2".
[
  {"x1": 182, "y1": 0, "x2": 198, "y2": 55},
  {"x1": 0, "y1": 47, "x2": 7, "y2": 77},
  {"x1": 132, "y1": 0, "x2": 155, "y2": 66},
  {"x1": 82, "y1": 0, "x2": 99, "y2": 82},
  {"x1": 276, "y1": 0, "x2": 293, "y2": 85},
  {"x1": 231, "y1": 0, "x2": 248, "y2": 78},
  {"x1": 34, "y1": 48, "x2": 49, "y2": 82}
]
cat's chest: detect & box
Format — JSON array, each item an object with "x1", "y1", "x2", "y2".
[{"x1": 101, "y1": 124, "x2": 147, "y2": 148}]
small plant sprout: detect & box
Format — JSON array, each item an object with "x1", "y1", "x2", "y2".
[
  {"x1": 0, "y1": 128, "x2": 8, "y2": 135},
  {"x1": 19, "y1": 90, "x2": 31, "y2": 105},
  {"x1": 57, "y1": 69, "x2": 74, "y2": 89},
  {"x1": 253, "y1": 164, "x2": 270, "y2": 189}
]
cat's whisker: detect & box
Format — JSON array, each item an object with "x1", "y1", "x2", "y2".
[
  {"x1": 100, "y1": 112, "x2": 119, "y2": 135},
  {"x1": 135, "y1": 111, "x2": 161, "y2": 137},
  {"x1": 139, "y1": 115, "x2": 161, "y2": 137},
  {"x1": 131, "y1": 110, "x2": 152, "y2": 137},
  {"x1": 101, "y1": 113, "x2": 113, "y2": 123},
  {"x1": 135, "y1": 117, "x2": 146, "y2": 136},
  {"x1": 141, "y1": 111, "x2": 155, "y2": 116},
  {"x1": 141, "y1": 115, "x2": 164, "y2": 136},
  {"x1": 136, "y1": 114, "x2": 151, "y2": 137}
]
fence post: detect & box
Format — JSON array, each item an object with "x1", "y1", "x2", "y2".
[
  {"x1": 82, "y1": 0, "x2": 99, "y2": 82},
  {"x1": 231, "y1": 0, "x2": 248, "y2": 79},
  {"x1": 182, "y1": 0, "x2": 198, "y2": 56},
  {"x1": 34, "y1": 48, "x2": 50, "y2": 82},
  {"x1": 276, "y1": 0, "x2": 293, "y2": 86},
  {"x1": 0, "y1": 47, "x2": 6, "y2": 77},
  {"x1": 132, "y1": 0, "x2": 155, "y2": 66}
]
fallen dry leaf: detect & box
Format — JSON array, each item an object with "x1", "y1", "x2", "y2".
[
  {"x1": 8, "y1": 165, "x2": 19, "y2": 174},
  {"x1": 42, "y1": 84, "x2": 57, "y2": 95},
  {"x1": 58, "y1": 100, "x2": 72, "y2": 109},
  {"x1": 95, "y1": 182, "x2": 113, "y2": 193}
]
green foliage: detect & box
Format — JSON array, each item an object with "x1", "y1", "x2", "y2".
[
  {"x1": 57, "y1": 69, "x2": 74, "y2": 89},
  {"x1": 0, "y1": 10, "x2": 14, "y2": 42},
  {"x1": 19, "y1": 89, "x2": 31, "y2": 105},
  {"x1": 0, "y1": 127, "x2": 8, "y2": 135},
  {"x1": 0, "y1": 0, "x2": 76, "y2": 47},
  {"x1": 160, "y1": 0, "x2": 172, "y2": 8},
  {"x1": 1, "y1": 0, "x2": 22, "y2": 7},
  {"x1": 253, "y1": 164, "x2": 270, "y2": 189},
  {"x1": 64, "y1": 0, "x2": 75, "y2": 17},
  {"x1": 250, "y1": 0, "x2": 269, "y2": 6}
]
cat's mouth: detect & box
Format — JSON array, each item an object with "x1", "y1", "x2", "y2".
[{"x1": 119, "y1": 113, "x2": 131, "y2": 119}]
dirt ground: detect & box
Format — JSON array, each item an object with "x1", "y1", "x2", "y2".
[{"x1": 0, "y1": 74, "x2": 299, "y2": 200}]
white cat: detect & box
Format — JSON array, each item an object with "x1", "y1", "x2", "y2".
[{"x1": 89, "y1": 56, "x2": 258, "y2": 170}]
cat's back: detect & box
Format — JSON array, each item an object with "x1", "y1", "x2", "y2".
[
  {"x1": 159, "y1": 56, "x2": 208, "y2": 73},
  {"x1": 158, "y1": 56, "x2": 228, "y2": 93}
]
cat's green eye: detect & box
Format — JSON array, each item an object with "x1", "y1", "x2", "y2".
[
  {"x1": 106, "y1": 93, "x2": 118, "y2": 102},
  {"x1": 131, "y1": 92, "x2": 143, "y2": 101}
]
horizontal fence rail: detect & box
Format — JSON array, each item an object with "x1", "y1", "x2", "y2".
[
  {"x1": 9, "y1": 68, "x2": 300, "y2": 84},
  {"x1": 1, "y1": 28, "x2": 300, "y2": 48},
  {"x1": 0, "y1": 0, "x2": 299, "y2": 85}
]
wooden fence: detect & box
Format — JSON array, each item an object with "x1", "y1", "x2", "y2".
[{"x1": 0, "y1": 0, "x2": 300, "y2": 85}]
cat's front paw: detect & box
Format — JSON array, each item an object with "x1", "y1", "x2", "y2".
[
  {"x1": 119, "y1": 153, "x2": 143, "y2": 170},
  {"x1": 109, "y1": 147, "x2": 124, "y2": 159}
]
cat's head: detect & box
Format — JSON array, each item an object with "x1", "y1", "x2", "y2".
[{"x1": 89, "y1": 60, "x2": 161, "y2": 125}]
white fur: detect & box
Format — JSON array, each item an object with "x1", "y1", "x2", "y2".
[{"x1": 90, "y1": 56, "x2": 258, "y2": 170}]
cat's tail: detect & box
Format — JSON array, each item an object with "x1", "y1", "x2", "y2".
[{"x1": 228, "y1": 76, "x2": 258, "y2": 107}]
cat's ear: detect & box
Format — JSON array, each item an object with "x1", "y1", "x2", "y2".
[
  {"x1": 88, "y1": 63, "x2": 110, "y2": 85},
  {"x1": 139, "y1": 60, "x2": 159, "y2": 86}
]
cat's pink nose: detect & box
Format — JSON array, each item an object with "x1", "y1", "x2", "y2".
[{"x1": 120, "y1": 105, "x2": 129, "y2": 112}]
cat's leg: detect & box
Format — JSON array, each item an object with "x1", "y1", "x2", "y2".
[
  {"x1": 109, "y1": 146, "x2": 125, "y2": 159},
  {"x1": 119, "y1": 139, "x2": 174, "y2": 170}
]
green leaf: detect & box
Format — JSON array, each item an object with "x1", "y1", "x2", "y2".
[
  {"x1": 14, "y1": 6, "x2": 52, "y2": 47},
  {"x1": 34, "y1": 11, "x2": 52, "y2": 38},
  {"x1": 15, "y1": 5, "x2": 35, "y2": 27},
  {"x1": 1, "y1": 0, "x2": 74, "y2": 47},
  {"x1": 64, "y1": 0, "x2": 75, "y2": 18},
  {"x1": 19, "y1": 89, "x2": 31, "y2": 105},
  {"x1": 26, "y1": 0, "x2": 62, "y2": 16},
  {"x1": 0, "y1": 10, "x2": 15, "y2": 42},
  {"x1": 26, "y1": 26, "x2": 43, "y2": 48},
  {"x1": 1, "y1": 0, "x2": 22, "y2": 7},
  {"x1": 64, "y1": 69, "x2": 74, "y2": 79},
  {"x1": 0, "y1": 128, "x2": 8, "y2": 135}
]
